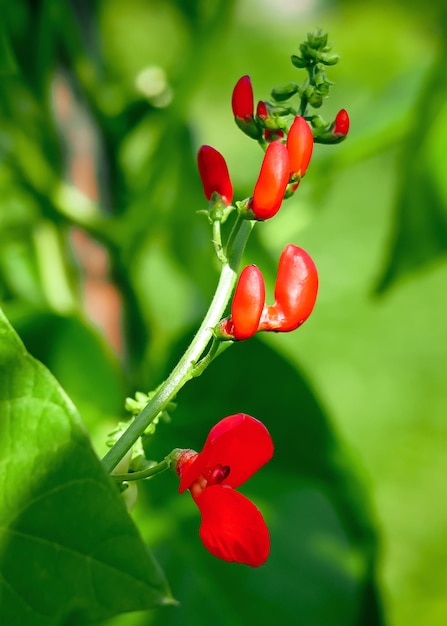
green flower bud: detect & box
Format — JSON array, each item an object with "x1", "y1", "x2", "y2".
[
  {"x1": 320, "y1": 53, "x2": 339, "y2": 66},
  {"x1": 317, "y1": 83, "x2": 330, "y2": 97},
  {"x1": 271, "y1": 82, "x2": 299, "y2": 102},
  {"x1": 307, "y1": 31, "x2": 328, "y2": 49},
  {"x1": 291, "y1": 54, "x2": 307, "y2": 69},
  {"x1": 314, "y1": 70, "x2": 327, "y2": 87},
  {"x1": 308, "y1": 92, "x2": 323, "y2": 108}
]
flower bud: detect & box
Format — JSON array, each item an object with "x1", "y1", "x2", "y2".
[
  {"x1": 313, "y1": 109, "x2": 350, "y2": 144},
  {"x1": 218, "y1": 265, "x2": 265, "y2": 341},
  {"x1": 291, "y1": 54, "x2": 307, "y2": 69},
  {"x1": 230, "y1": 265, "x2": 265, "y2": 341},
  {"x1": 256, "y1": 100, "x2": 268, "y2": 120},
  {"x1": 333, "y1": 109, "x2": 350, "y2": 137},
  {"x1": 197, "y1": 145, "x2": 233, "y2": 206},
  {"x1": 271, "y1": 82, "x2": 299, "y2": 102},
  {"x1": 286, "y1": 116, "x2": 314, "y2": 178},
  {"x1": 232, "y1": 75, "x2": 254, "y2": 121},
  {"x1": 232, "y1": 76, "x2": 262, "y2": 140},
  {"x1": 251, "y1": 141, "x2": 290, "y2": 220}
]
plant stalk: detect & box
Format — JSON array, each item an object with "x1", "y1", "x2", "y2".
[{"x1": 102, "y1": 218, "x2": 254, "y2": 474}]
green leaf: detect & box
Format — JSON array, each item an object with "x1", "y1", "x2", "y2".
[
  {"x1": 0, "y1": 308, "x2": 174, "y2": 626},
  {"x1": 376, "y1": 164, "x2": 447, "y2": 293},
  {"x1": 376, "y1": 39, "x2": 447, "y2": 293},
  {"x1": 10, "y1": 310, "x2": 126, "y2": 435},
  {"x1": 0, "y1": 24, "x2": 17, "y2": 74}
]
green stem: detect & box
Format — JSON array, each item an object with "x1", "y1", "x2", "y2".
[
  {"x1": 212, "y1": 219, "x2": 227, "y2": 264},
  {"x1": 111, "y1": 457, "x2": 171, "y2": 482},
  {"x1": 191, "y1": 337, "x2": 233, "y2": 378},
  {"x1": 101, "y1": 218, "x2": 255, "y2": 474}
]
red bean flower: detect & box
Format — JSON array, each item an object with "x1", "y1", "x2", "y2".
[
  {"x1": 219, "y1": 244, "x2": 318, "y2": 340},
  {"x1": 175, "y1": 414, "x2": 273, "y2": 567},
  {"x1": 198, "y1": 145, "x2": 233, "y2": 206}
]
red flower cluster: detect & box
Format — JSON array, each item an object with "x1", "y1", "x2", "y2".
[
  {"x1": 249, "y1": 116, "x2": 314, "y2": 219},
  {"x1": 175, "y1": 414, "x2": 273, "y2": 567},
  {"x1": 197, "y1": 121, "x2": 314, "y2": 221},
  {"x1": 195, "y1": 75, "x2": 320, "y2": 222},
  {"x1": 220, "y1": 244, "x2": 318, "y2": 341}
]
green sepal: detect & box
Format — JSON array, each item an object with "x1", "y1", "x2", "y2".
[
  {"x1": 307, "y1": 30, "x2": 329, "y2": 49},
  {"x1": 234, "y1": 115, "x2": 262, "y2": 140},
  {"x1": 235, "y1": 198, "x2": 256, "y2": 221},
  {"x1": 208, "y1": 195, "x2": 235, "y2": 224},
  {"x1": 314, "y1": 132, "x2": 347, "y2": 144}
]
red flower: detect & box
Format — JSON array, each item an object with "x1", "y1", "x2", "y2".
[
  {"x1": 176, "y1": 414, "x2": 273, "y2": 567},
  {"x1": 333, "y1": 109, "x2": 350, "y2": 137},
  {"x1": 218, "y1": 244, "x2": 318, "y2": 340},
  {"x1": 197, "y1": 145, "x2": 233, "y2": 206},
  {"x1": 251, "y1": 141, "x2": 290, "y2": 220}
]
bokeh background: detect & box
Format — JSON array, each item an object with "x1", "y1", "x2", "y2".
[{"x1": 1, "y1": 1, "x2": 447, "y2": 625}]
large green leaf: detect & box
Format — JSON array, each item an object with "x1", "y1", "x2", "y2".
[
  {"x1": 0, "y1": 309, "x2": 174, "y2": 626},
  {"x1": 0, "y1": 23, "x2": 16, "y2": 74},
  {"x1": 9, "y1": 309, "x2": 126, "y2": 436},
  {"x1": 376, "y1": 39, "x2": 447, "y2": 293},
  {"x1": 376, "y1": 161, "x2": 447, "y2": 293}
]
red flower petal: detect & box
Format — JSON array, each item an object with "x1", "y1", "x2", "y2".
[
  {"x1": 251, "y1": 141, "x2": 290, "y2": 220},
  {"x1": 286, "y1": 116, "x2": 314, "y2": 177},
  {"x1": 179, "y1": 414, "x2": 273, "y2": 493},
  {"x1": 274, "y1": 244, "x2": 318, "y2": 330},
  {"x1": 195, "y1": 485, "x2": 270, "y2": 567},
  {"x1": 259, "y1": 244, "x2": 318, "y2": 332},
  {"x1": 231, "y1": 265, "x2": 266, "y2": 341}
]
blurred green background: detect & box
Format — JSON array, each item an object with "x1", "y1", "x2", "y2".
[{"x1": 1, "y1": 0, "x2": 447, "y2": 625}]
